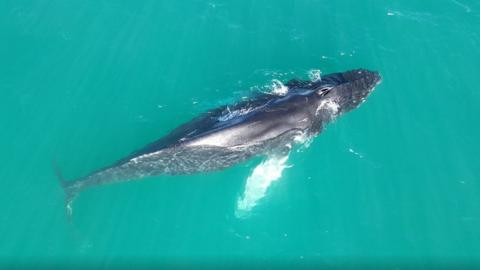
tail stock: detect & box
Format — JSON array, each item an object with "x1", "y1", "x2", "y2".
[{"x1": 52, "y1": 160, "x2": 79, "y2": 218}]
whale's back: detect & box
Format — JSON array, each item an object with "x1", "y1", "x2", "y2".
[{"x1": 124, "y1": 91, "x2": 316, "y2": 161}]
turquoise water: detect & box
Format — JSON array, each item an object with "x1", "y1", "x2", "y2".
[{"x1": 1, "y1": 0, "x2": 480, "y2": 268}]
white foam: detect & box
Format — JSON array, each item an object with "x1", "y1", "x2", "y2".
[
  {"x1": 235, "y1": 155, "x2": 289, "y2": 218},
  {"x1": 290, "y1": 130, "x2": 314, "y2": 150},
  {"x1": 308, "y1": 69, "x2": 322, "y2": 82},
  {"x1": 293, "y1": 131, "x2": 313, "y2": 147},
  {"x1": 270, "y1": 79, "x2": 289, "y2": 96},
  {"x1": 218, "y1": 106, "x2": 254, "y2": 122},
  {"x1": 294, "y1": 133, "x2": 308, "y2": 143}
]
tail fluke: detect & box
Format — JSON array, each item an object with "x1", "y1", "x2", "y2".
[{"x1": 52, "y1": 160, "x2": 79, "y2": 218}]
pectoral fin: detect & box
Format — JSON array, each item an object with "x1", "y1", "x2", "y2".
[{"x1": 235, "y1": 153, "x2": 290, "y2": 218}]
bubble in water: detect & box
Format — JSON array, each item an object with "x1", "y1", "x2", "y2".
[
  {"x1": 348, "y1": 148, "x2": 364, "y2": 159},
  {"x1": 308, "y1": 69, "x2": 322, "y2": 82}
]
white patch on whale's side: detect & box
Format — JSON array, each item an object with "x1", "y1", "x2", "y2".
[
  {"x1": 315, "y1": 98, "x2": 340, "y2": 116},
  {"x1": 235, "y1": 155, "x2": 290, "y2": 218}
]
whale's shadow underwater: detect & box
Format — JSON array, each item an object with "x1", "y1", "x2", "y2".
[{"x1": 55, "y1": 69, "x2": 381, "y2": 216}]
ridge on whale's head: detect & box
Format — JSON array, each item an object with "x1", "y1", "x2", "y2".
[{"x1": 313, "y1": 69, "x2": 381, "y2": 115}]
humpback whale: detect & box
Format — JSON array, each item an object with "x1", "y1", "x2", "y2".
[{"x1": 56, "y1": 69, "x2": 381, "y2": 215}]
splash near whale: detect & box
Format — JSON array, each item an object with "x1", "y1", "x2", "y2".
[{"x1": 55, "y1": 69, "x2": 381, "y2": 216}]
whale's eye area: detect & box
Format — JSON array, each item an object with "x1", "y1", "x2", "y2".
[{"x1": 316, "y1": 86, "x2": 332, "y2": 97}]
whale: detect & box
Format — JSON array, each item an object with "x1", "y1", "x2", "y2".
[{"x1": 55, "y1": 69, "x2": 381, "y2": 215}]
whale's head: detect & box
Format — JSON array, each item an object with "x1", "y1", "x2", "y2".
[{"x1": 314, "y1": 69, "x2": 381, "y2": 116}]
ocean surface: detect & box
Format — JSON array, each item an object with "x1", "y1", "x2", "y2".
[{"x1": 1, "y1": 0, "x2": 480, "y2": 268}]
